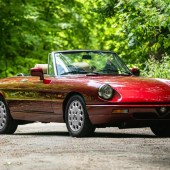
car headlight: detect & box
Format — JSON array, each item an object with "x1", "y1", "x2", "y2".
[{"x1": 98, "y1": 84, "x2": 114, "y2": 100}]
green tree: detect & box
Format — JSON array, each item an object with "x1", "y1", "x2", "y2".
[
  {"x1": 0, "y1": 0, "x2": 94, "y2": 77},
  {"x1": 91, "y1": 0, "x2": 170, "y2": 64},
  {"x1": 0, "y1": 0, "x2": 169, "y2": 78}
]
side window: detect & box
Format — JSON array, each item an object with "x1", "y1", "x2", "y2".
[{"x1": 48, "y1": 54, "x2": 54, "y2": 76}]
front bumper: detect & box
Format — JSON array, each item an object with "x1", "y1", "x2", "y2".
[{"x1": 86, "y1": 104, "x2": 170, "y2": 125}]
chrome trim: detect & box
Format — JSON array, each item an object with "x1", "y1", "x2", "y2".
[{"x1": 86, "y1": 104, "x2": 170, "y2": 107}]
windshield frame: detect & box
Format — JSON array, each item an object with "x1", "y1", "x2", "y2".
[{"x1": 52, "y1": 50, "x2": 132, "y2": 77}]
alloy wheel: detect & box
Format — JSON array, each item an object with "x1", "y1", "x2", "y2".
[
  {"x1": 68, "y1": 100, "x2": 84, "y2": 132},
  {"x1": 0, "y1": 101, "x2": 7, "y2": 130}
]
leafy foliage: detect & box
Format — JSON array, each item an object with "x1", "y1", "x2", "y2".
[
  {"x1": 0, "y1": 0, "x2": 169, "y2": 78},
  {"x1": 92, "y1": 0, "x2": 170, "y2": 63},
  {"x1": 0, "y1": 0, "x2": 93, "y2": 77},
  {"x1": 142, "y1": 54, "x2": 170, "y2": 79}
]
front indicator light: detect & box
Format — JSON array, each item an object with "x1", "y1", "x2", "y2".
[{"x1": 112, "y1": 109, "x2": 129, "y2": 114}]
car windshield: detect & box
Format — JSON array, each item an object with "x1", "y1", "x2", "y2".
[{"x1": 54, "y1": 51, "x2": 132, "y2": 76}]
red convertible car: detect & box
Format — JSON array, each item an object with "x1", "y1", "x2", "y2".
[{"x1": 0, "y1": 50, "x2": 170, "y2": 137}]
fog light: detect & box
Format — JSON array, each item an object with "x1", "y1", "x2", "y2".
[
  {"x1": 160, "y1": 107, "x2": 167, "y2": 113},
  {"x1": 112, "y1": 109, "x2": 129, "y2": 114}
]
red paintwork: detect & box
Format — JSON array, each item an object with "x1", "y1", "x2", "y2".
[
  {"x1": 0, "y1": 74, "x2": 170, "y2": 127},
  {"x1": 49, "y1": 75, "x2": 170, "y2": 103},
  {"x1": 95, "y1": 76, "x2": 170, "y2": 103},
  {"x1": 43, "y1": 79, "x2": 52, "y2": 84}
]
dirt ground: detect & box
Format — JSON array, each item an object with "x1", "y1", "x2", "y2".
[{"x1": 0, "y1": 123, "x2": 170, "y2": 170}]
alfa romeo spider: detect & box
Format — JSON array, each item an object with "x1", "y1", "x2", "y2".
[{"x1": 0, "y1": 50, "x2": 170, "y2": 137}]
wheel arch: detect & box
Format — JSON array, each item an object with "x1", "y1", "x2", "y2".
[
  {"x1": 0, "y1": 91, "x2": 11, "y2": 116},
  {"x1": 0, "y1": 91, "x2": 6, "y2": 100},
  {"x1": 62, "y1": 92, "x2": 85, "y2": 122}
]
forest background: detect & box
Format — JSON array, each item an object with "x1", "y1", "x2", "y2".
[{"x1": 0, "y1": 0, "x2": 169, "y2": 78}]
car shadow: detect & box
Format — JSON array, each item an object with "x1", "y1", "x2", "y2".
[
  {"x1": 93, "y1": 132, "x2": 156, "y2": 138},
  {"x1": 14, "y1": 131, "x2": 69, "y2": 137},
  {"x1": 14, "y1": 131, "x2": 157, "y2": 138}
]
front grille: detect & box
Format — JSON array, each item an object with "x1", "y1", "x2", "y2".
[
  {"x1": 133, "y1": 112, "x2": 158, "y2": 119},
  {"x1": 133, "y1": 108, "x2": 170, "y2": 120}
]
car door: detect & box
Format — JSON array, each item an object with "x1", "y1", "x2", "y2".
[{"x1": 7, "y1": 76, "x2": 55, "y2": 122}]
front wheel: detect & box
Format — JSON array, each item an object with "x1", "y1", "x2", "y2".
[
  {"x1": 150, "y1": 124, "x2": 170, "y2": 137},
  {"x1": 65, "y1": 95, "x2": 95, "y2": 137},
  {"x1": 0, "y1": 98, "x2": 18, "y2": 134}
]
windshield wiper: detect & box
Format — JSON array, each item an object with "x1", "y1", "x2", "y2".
[
  {"x1": 61, "y1": 71, "x2": 100, "y2": 76},
  {"x1": 61, "y1": 71, "x2": 88, "y2": 75},
  {"x1": 85, "y1": 72, "x2": 100, "y2": 76}
]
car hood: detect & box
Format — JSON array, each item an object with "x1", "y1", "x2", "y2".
[{"x1": 86, "y1": 76, "x2": 170, "y2": 103}]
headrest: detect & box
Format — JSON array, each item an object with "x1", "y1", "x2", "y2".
[
  {"x1": 34, "y1": 64, "x2": 48, "y2": 74},
  {"x1": 73, "y1": 62, "x2": 90, "y2": 71}
]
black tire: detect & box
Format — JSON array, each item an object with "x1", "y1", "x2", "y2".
[
  {"x1": 65, "y1": 95, "x2": 95, "y2": 137},
  {"x1": 150, "y1": 124, "x2": 170, "y2": 137},
  {"x1": 0, "y1": 97, "x2": 18, "y2": 134}
]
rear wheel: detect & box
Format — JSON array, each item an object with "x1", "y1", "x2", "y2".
[
  {"x1": 65, "y1": 95, "x2": 95, "y2": 137},
  {"x1": 150, "y1": 124, "x2": 170, "y2": 137},
  {"x1": 0, "y1": 98, "x2": 18, "y2": 134}
]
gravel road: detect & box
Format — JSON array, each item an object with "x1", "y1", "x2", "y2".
[{"x1": 0, "y1": 123, "x2": 170, "y2": 170}]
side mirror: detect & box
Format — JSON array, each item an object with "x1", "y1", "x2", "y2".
[
  {"x1": 131, "y1": 68, "x2": 140, "y2": 76},
  {"x1": 31, "y1": 68, "x2": 44, "y2": 80}
]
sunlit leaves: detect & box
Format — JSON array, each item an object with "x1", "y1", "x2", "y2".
[
  {"x1": 0, "y1": 0, "x2": 169, "y2": 78},
  {"x1": 0, "y1": 0, "x2": 93, "y2": 77},
  {"x1": 93, "y1": 0, "x2": 170, "y2": 63},
  {"x1": 142, "y1": 54, "x2": 170, "y2": 79}
]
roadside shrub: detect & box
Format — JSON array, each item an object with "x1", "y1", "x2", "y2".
[{"x1": 142, "y1": 54, "x2": 170, "y2": 79}]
